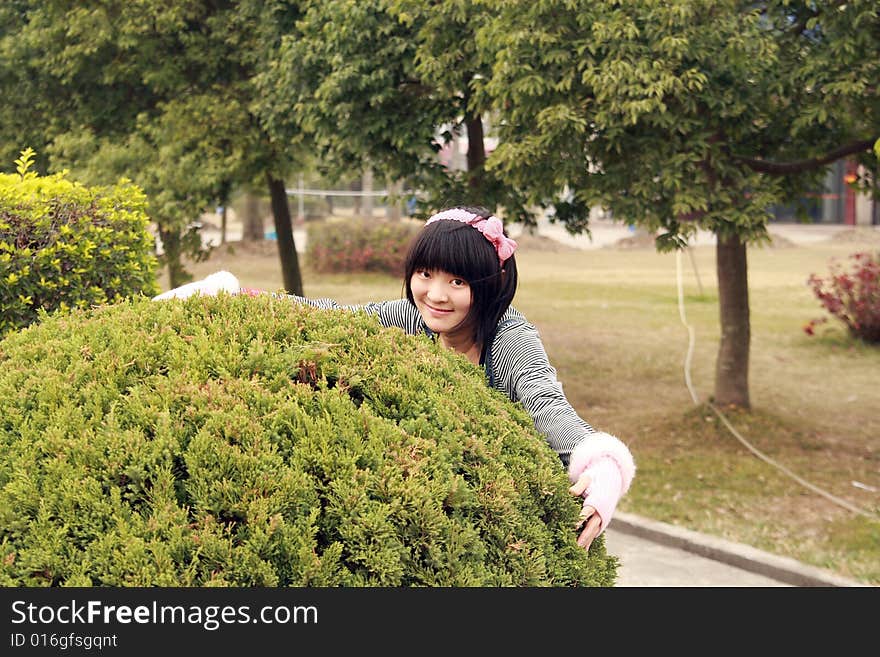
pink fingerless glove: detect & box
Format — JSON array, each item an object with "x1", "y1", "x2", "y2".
[
  {"x1": 152, "y1": 271, "x2": 241, "y2": 301},
  {"x1": 567, "y1": 432, "x2": 636, "y2": 534}
]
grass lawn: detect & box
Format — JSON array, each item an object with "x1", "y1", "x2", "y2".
[{"x1": 160, "y1": 230, "x2": 880, "y2": 585}]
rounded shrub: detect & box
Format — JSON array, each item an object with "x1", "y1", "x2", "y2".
[
  {"x1": 0, "y1": 150, "x2": 159, "y2": 339},
  {"x1": 0, "y1": 294, "x2": 617, "y2": 586}
]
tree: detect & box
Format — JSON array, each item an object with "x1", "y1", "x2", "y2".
[
  {"x1": 482, "y1": 0, "x2": 879, "y2": 408},
  {"x1": 0, "y1": 1, "x2": 308, "y2": 293},
  {"x1": 259, "y1": 0, "x2": 531, "y2": 220}
]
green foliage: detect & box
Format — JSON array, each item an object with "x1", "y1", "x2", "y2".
[
  {"x1": 306, "y1": 218, "x2": 422, "y2": 276},
  {"x1": 14, "y1": 148, "x2": 37, "y2": 181},
  {"x1": 0, "y1": 295, "x2": 617, "y2": 586},
  {"x1": 482, "y1": 0, "x2": 879, "y2": 241},
  {"x1": 267, "y1": 0, "x2": 532, "y2": 220},
  {"x1": 0, "y1": 0, "x2": 309, "y2": 288},
  {"x1": 479, "y1": 0, "x2": 879, "y2": 405},
  {"x1": 0, "y1": 153, "x2": 159, "y2": 338}
]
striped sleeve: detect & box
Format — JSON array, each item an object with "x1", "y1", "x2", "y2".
[{"x1": 489, "y1": 311, "x2": 596, "y2": 466}]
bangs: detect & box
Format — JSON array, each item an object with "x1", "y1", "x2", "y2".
[{"x1": 406, "y1": 220, "x2": 498, "y2": 282}]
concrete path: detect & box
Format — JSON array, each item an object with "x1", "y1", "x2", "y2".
[
  {"x1": 604, "y1": 528, "x2": 790, "y2": 587},
  {"x1": 604, "y1": 512, "x2": 867, "y2": 587}
]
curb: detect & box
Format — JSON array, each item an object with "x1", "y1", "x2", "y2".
[{"x1": 611, "y1": 511, "x2": 869, "y2": 588}]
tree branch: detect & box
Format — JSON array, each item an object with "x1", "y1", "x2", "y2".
[
  {"x1": 735, "y1": 139, "x2": 876, "y2": 175},
  {"x1": 398, "y1": 79, "x2": 434, "y2": 96},
  {"x1": 787, "y1": 0, "x2": 847, "y2": 37}
]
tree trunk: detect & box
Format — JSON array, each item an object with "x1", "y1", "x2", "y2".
[
  {"x1": 386, "y1": 179, "x2": 402, "y2": 222},
  {"x1": 714, "y1": 232, "x2": 750, "y2": 408},
  {"x1": 266, "y1": 174, "x2": 304, "y2": 296},
  {"x1": 219, "y1": 181, "x2": 231, "y2": 245},
  {"x1": 242, "y1": 192, "x2": 264, "y2": 241},
  {"x1": 350, "y1": 179, "x2": 362, "y2": 216},
  {"x1": 158, "y1": 226, "x2": 188, "y2": 289},
  {"x1": 362, "y1": 168, "x2": 374, "y2": 219},
  {"x1": 465, "y1": 114, "x2": 486, "y2": 193}
]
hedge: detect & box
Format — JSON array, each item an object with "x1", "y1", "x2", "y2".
[
  {"x1": 306, "y1": 218, "x2": 422, "y2": 276},
  {"x1": 0, "y1": 294, "x2": 617, "y2": 586}
]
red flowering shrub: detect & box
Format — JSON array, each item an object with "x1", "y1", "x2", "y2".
[
  {"x1": 806, "y1": 251, "x2": 880, "y2": 343},
  {"x1": 307, "y1": 218, "x2": 422, "y2": 276}
]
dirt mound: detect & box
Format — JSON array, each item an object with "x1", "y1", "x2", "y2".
[
  {"x1": 213, "y1": 239, "x2": 280, "y2": 257},
  {"x1": 827, "y1": 226, "x2": 880, "y2": 246},
  {"x1": 607, "y1": 230, "x2": 800, "y2": 249},
  {"x1": 607, "y1": 231, "x2": 658, "y2": 249},
  {"x1": 510, "y1": 231, "x2": 581, "y2": 252},
  {"x1": 597, "y1": 227, "x2": 659, "y2": 249},
  {"x1": 765, "y1": 232, "x2": 798, "y2": 248}
]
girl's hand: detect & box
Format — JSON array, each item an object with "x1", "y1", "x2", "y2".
[{"x1": 569, "y1": 473, "x2": 603, "y2": 551}]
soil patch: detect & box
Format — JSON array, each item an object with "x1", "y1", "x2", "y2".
[
  {"x1": 511, "y1": 231, "x2": 581, "y2": 253},
  {"x1": 606, "y1": 231, "x2": 658, "y2": 249},
  {"x1": 209, "y1": 239, "x2": 280, "y2": 258},
  {"x1": 608, "y1": 230, "x2": 800, "y2": 249},
  {"x1": 765, "y1": 232, "x2": 798, "y2": 248},
  {"x1": 826, "y1": 226, "x2": 880, "y2": 246}
]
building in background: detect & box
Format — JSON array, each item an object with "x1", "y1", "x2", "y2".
[{"x1": 771, "y1": 160, "x2": 878, "y2": 225}]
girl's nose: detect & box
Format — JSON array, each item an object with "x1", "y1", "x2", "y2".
[{"x1": 426, "y1": 282, "x2": 448, "y2": 302}]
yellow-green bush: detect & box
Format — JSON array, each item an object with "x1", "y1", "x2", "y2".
[
  {"x1": 0, "y1": 294, "x2": 617, "y2": 586},
  {"x1": 0, "y1": 150, "x2": 159, "y2": 338}
]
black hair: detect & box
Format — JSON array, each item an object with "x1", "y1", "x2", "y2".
[{"x1": 403, "y1": 205, "x2": 518, "y2": 349}]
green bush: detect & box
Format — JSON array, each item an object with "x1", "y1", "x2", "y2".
[
  {"x1": 307, "y1": 217, "x2": 422, "y2": 275},
  {"x1": 0, "y1": 294, "x2": 617, "y2": 586},
  {"x1": 0, "y1": 149, "x2": 159, "y2": 338}
]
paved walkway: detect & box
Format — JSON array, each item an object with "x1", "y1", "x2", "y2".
[
  {"x1": 604, "y1": 512, "x2": 867, "y2": 587},
  {"x1": 604, "y1": 527, "x2": 788, "y2": 587}
]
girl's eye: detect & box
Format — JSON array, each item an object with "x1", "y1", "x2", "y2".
[
  {"x1": 416, "y1": 270, "x2": 430, "y2": 278},
  {"x1": 451, "y1": 278, "x2": 467, "y2": 287}
]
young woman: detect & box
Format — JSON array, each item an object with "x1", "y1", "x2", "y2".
[{"x1": 155, "y1": 206, "x2": 636, "y2": 551}]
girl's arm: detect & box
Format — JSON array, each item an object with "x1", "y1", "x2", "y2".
[
  {"x1": 492, "y1": 320, "x2": 635, "y2": 532},
  {"x1": 153, "y1": 271, "x2": 423, "y2": 334}
]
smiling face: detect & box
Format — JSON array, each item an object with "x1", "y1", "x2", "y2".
[
  {"x1": 404, "y1": 214, "x2": 518, "y2": 351},
  {"x1": 409, "y1": 268, "x2": 473, "y2": 338}
]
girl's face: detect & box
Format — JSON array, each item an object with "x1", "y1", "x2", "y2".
[{"x1": 410, "y1": 268, "x2": 473, "y2": 338}]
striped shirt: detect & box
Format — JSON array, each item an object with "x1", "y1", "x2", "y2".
[{"x1": 288, "y1": 295, "x2": 596, "y2": 466}]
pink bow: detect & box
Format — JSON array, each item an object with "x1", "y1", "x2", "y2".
[
  {"x1": 425, "y1": 209, "x2": 518, "y2": 264},
  {"x1": 474, "y1": 216, "x2": 517, "y2": 264}
]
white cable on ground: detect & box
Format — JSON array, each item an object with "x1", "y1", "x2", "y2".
[
  {"x1": 675, "y1": 249, "x2": 880, "y2": 521},
  {"x1": 676, "y1": 250, "x2": 700, "y2": 405}
]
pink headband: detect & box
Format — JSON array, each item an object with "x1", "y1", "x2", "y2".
[{"x1": 424, "y1": 209, "x2": 518, "y2": 265}]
